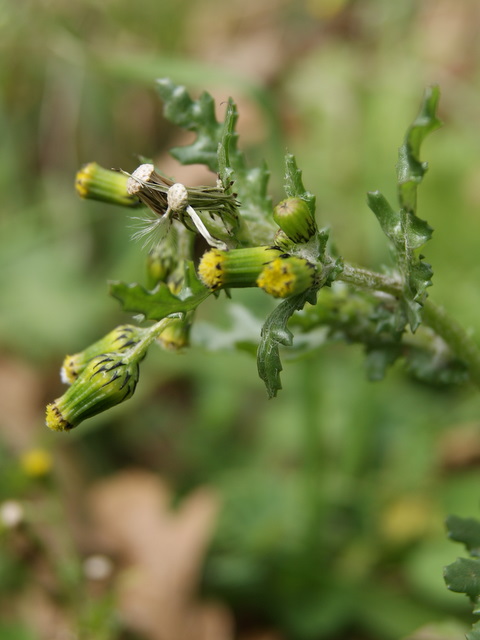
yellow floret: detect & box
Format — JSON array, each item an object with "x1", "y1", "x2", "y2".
[
  {"x1": 198, "y1": 249, "x2": 227, "y2": 290},
  {"x1": 75, "y1": 163, "x2": 96, "y2": 198},
  {"x1": 61, "y1": 354, "x2": 82, "y2": 384},
  {"x1": 257, "y1": 258, "x2": 297, "y2": 298},
  {"x1": 45, "y1": 402, "x2": 71, "y2": 432},
  {"x1": 257, "y1": 257, "x2": 315, "y2": 298}
]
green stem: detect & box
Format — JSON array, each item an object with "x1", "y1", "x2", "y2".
[
  {"x1": 338, "y1": 263, "x2": 401, "y2": 297},
  {"x1": 422, "y1": 300, "x2": 480, "y2": 388},
  {"x1": 337, "y1": 262, "x2": 480, "y2": 389},
  {"x1": 124, "y1": 316, "x2": 181, "y2": 363}
]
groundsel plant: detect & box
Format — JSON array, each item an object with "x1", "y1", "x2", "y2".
[{"x1": 46, "y1": 79, "x2": 480, "y2": 434}]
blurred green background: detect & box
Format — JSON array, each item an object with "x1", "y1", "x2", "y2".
[{"x1": 2, "y1": 0, "x2": 480, "y2": 638}]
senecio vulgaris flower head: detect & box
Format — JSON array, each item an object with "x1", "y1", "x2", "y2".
[
  {"x1": 198, "y1": 246, "x2": 317, "y2": 298},
  {"x1": 61, "y1": 325, "x2": 145, "y2": 385},
  {"x1": 75, "y1": 162, "x2": 142, "y2": 208},
  {"x1": 46, "y1": 353, "x2": 140, "y2": 432},
  {"x1": 46, "y1": 319, "x2": 175, "y2": 432},
  {"x1": 273, "y1": 197, "x2": 317, "y2": 244}
]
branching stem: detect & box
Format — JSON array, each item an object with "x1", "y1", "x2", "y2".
[
  {"x1": 422, "y1": 300, "x2": 480, "y2": 389},
  {"x1": 124, "y1": 316, "x2": 182, "y2": 364},
  {"x1": 337, "y1": 262, "x2": 480, "y2": 389},
  {"x1": 338, "y1": 263, "x2": 401, "y2": 297}
]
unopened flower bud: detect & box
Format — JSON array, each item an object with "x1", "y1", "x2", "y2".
[
  {"x1": 273, "y1": 229, "x2": 296, "y2": 252},
  {"x1": 198, "y1": 246, "x2": 282, "y2": 291},
  {"x1": 75, "y1": 163, "x2": 141, "y2": 207},
  {"x1": 46, "y1": 354, "x2": 140, "y2": 432},
  {"x1": 257, "y1": 256, "x2": 316, "y2": 298},
  {"x1": 61, "y1": 325, "x2": 148, "y2": 384},
  {"x1": 273, "y1": 197, "x2": 317, "y2": 243},
  {"x1": 157, "y1": 315, "x2": 191, "y2": 351},
  {"x1": 146, "y1": 237, "x2": 179, "y2": 287}
]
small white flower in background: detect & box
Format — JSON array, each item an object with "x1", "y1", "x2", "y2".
[
  {"x1": 83, "y1": 554, "x2": 114, "y2": 581},
  {"x1": 0, "y1": 500, "x2": 24, "y2": 528}
]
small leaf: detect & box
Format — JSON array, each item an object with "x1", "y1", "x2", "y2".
[
  {"x1": 217, "y1": 98, "x2": 238, "y2": 189},
  {"x1": 397, "y1": 85, "x2": 442, "y2": 216},
  {"x1": 405, "y1": 216, "x2": 434, "y2": 250},
  {"x1": 367, "y1": 191, "x2": 400, "y2": 245},
  {"x1": 367, "y1": 88, "x2": 440, "y2": 332},
  {"x1": 444, "y1": 557, "x2": 480, "y2": 601},
  {"x1": 284, "y1": 153, "x2": 316, "y2": 219},
  {"x1": 156, "y1": 78, "x2": 223, "y2": 172},
  {"x1": 404, "y1": 344, "x2": 468, "y2": 386},
  {"x1": 467, "y1": 621, "x2": 480, "y2": 640},
  {"x1": 157, "y1": 79, "x2": 272, "y2": 227},
  {"x1": 446, "y1": 516, "x2": 480, "y2": 558},
  {"x1": 257, "y1": 289, "x2": 315, "y2": 398},
  {"x1": 238, "y1": 162, "x2": 272, "y2": 222},
  {"x1": 110, "y1": 262, "x2": 211, "y2": 321},
  {"x1": 365, "y1": 345, "x2": 402, "y2": 381}
]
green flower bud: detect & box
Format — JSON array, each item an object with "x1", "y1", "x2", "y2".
[
  {"x1": 157, "y1": 315, "x2": 192, "y2": 351},
  {"x1": 273, "y1": 228, "x2": 296, "y2": 252},
  {"x1": 61, "y1": 325, "x2": 148, "y2": 384},
  {"x1": 198, "y1": 246, "x2": 282, "y2": 291},
  {"x1": 46, "y1": 354, "x2": 140, "y2": 432},
  {"x1": 75, "y1": 163, "x2": 141, "y2": 207},
  {"x1": 146, "y1": 242, "x2": 178, "y2": 288},
  {"x1": 273, "y1": 197, "x2": 317, "y2": 243},
  {"x1": 257, "y1": 255, "x2": 317, "y2": 298}
]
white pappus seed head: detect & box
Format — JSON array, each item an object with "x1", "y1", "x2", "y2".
[
  {"x1": 127, "y1": 164, "x2": 156, "y2": 195},
  {"x1": 167, "y1": 183, "x2": 189, "y2": 214}
]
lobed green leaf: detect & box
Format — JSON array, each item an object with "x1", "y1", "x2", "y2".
[
  {"x1": 217, "y1": 98, "x2": 238, "y2": 189},
  {"x1": 467, "y1": 621, "x2": 480, "y2": 640},
  {"x1": 366, "y1": 191, "x2": 400, "y2": 246},
  {"x1": 110, "y1": 262, "x2": 211, "y2": 321},
  {"x1": 444, "y1": 557, "x2": 480, "y2": 601},
  {"x1": 283, "y1": 153, "x2": 316, "y2": 219},
  {"x1": 397, "y1": 85, "x2": 442, "y2": 215},
  {"x1": 447, "y1": 515, "x2": 480, "y2": 558},
  {"x1": 367, "y1": 87, "x2": 440, "y2": 332},
  {"x1": 156, "y1": 78, "x2": 224, "y2": 172},
  {"x1": 157, "y1": 79, "x2": 273, "y2": 231},
  {"x1": 218, "y1": 100, "x2": 272, "y2": 223},
  {"x1": 257, "y1": 289, "x2": 317, "y2": 398}
]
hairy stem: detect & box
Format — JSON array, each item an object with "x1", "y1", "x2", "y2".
[
  {"x1": 124, "y1": 316, "x2": 182, "y2": 364},
  {"x1": 337, "y1": 262, "x2": 480, "y2": 389},
  {"x1": 422, "y1": 300, "x2": 480, "y2": 388},
  {"x1": 337, "y1": 263, "x2": 401, "y2": 297}
]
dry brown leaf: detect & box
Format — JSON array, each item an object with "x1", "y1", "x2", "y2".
[
  {"x1": 0, "y1": 356, "x2": 44, "y2": 452},
  {"x1": 87, "y1": 469, "x2": 232, "y2": 640}
]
